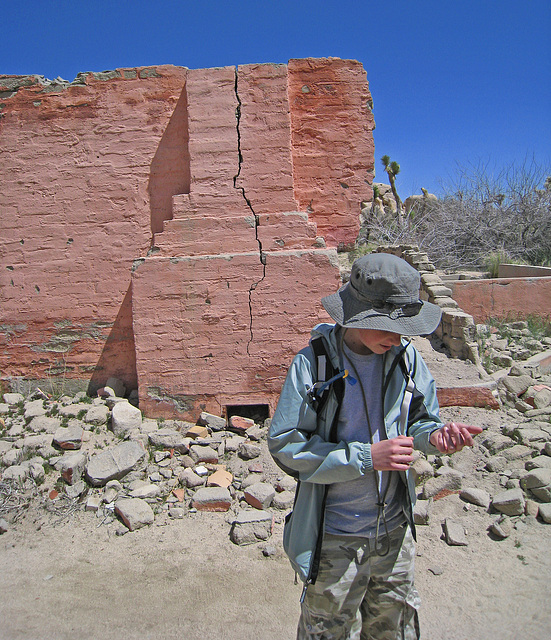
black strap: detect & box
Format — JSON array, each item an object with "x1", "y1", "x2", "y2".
[{"x1": 310, "y1": 336, "x2": 344, "y2": 413}]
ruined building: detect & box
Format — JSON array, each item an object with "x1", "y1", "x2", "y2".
[{"x1": 0, "y1": 58, "x2": 375, "y2": 419}]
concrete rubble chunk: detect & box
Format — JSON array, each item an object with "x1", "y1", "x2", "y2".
[
  {"x1": 443, "y1": 518, "x2": 468, "y2": 546},
  {"x1": 86, "y1": 495, "x2": 102, "y2": 512},
  {"x1": 85, "y1": 441, "x2": 147, "y2": 487},
  {"x1": 3, "y1": 393, "x2": 24, "y2": 405},
  {"x1": 148, "y1": 429, "x2": 190, "y2": 453},
  {"x1": 189, "y1": 444, "x2": 218, "y2": 464},
  {"x1": 421, "y1": 471, "x2": 462, "y2": 499},
  {"x1": 230, "y1": 509, "x2": 274, "y2": 545},
  {"x1": 53, "y1": 425, "x2": 84, "y2": 450},
  {"x1": 111, "y1": 401, "x2": 142, "y2": 438},
  {"x1": 130, "y1": 483, "x2": 162, "y2": 499},
  {"x1": 244, "y1": 482, "x2": 275, "y2": 510},
  {"x1": 489, "y1": 515, "x2": 513, "y2": 539},
  {"x1": 410, "y1": 457, "x2": 435, "y2": 484},
  {"x1": 115, "y1": 498, "x2": 154, "y2": 531},
  {"x1": 501, "y1": 445, "x2": 534, "y2": 461},
  {"x1": 479, "y1": 432, "x2": 513, "y2": 455},
  {"x1": 106, "y1": 377, "x2": 126, "y2": 398},
  {"x1": 229, "y1": 415, "x2": 255, "y2": 434},
  {"x1": 413, "y1": 499, "x2": 432, "y2": 525},
  {"x1": 24, "y1": 399, "x2": 47, "y2": 420},
  {"x1": 2, "y1": 465, "x2": 28, "y2": 482},
  {"x1": 239, "y1": 442, "x2": 262, "y2": 460},
  {"x1": 2, "y1": 448, "x2": 21, "y2": 466},
  {"x1": 275, "y1": 475, "x2": 297, "y2": 493},
  {"x1": 0, "y1": 518, "x2": 9, "y2": 534},
  {"x1": 191, "y1": 487, "x2": 232, "y2": 512},
  {"x1": 492, "y1": 488, "x2": 525, "y2": 516},
  {"x1": 525, "y1": 456, "x2": 551, "y2": 471},
  {"x1": 224, "y1": 436, "x2": 246, "y2": 452},
  {"x1": 271, "y1": 490, "x2": 295, "y2": 510},
  {"x1": 460, "y1": 487, "x2": 491, "y2": 509},
  {"x1": 500, "y1": 375, "x2": 534, "y2": 397},
  {"x1": 66, "y1": 480, "x2": 86, "y2": 499},
  {"x1": 85, "y1": 405, "x2": 110, "y2": 425},
  {"x1": 533, "y1": 387, "x2": 551, "y2": 409},
  {"x1": 28, "y1": 416, "x2": 61, "y2": 434},
  {"x1": 55, "y1": 451, "x2": 88, "y2": 485},
  {"x1": 178, "y1": 468, "x2": 205, "y2": 488},
  {"x1": 521, "y1": 468, "x2": 551, "y2": 490},
  {"x1": 197, "y1": 412, "x2": 226, "y2": 431},
  {"x1": 538, "y1": 503, "x2": 551, "y2": 523}
]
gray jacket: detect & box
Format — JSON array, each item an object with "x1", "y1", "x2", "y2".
[{"x1": 268, "y1": 323, "x2": 442, "y2": 583}]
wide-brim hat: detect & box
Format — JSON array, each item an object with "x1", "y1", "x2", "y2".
[{"x1": 322, "y1": 253, "x2": 442, "y2": 335}]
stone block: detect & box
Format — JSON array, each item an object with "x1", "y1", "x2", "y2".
[
  {"x1": 460, "y1": 487, "x2": 491, "y2": 509},
  {"x1": 244, "y1": 482, "x2": 276, "y2": 509},
  {"x1": 229, "y1": 415, "x2": 256, "y2": 434},
  {"x1": 191, "y1": 486, "x2": 232, "y2": 512},
  {"x1": 111, "y1": 401, "x2": 142, "y2": 438},
  {"x1": 53, "y1": 425, "x2": 84, "y2": 450},
  {"x1": 492, "y1": 488, "x2": 525, "y2": 516},
  {"x1": 413, "y1": 499, "x2": 431, "y2": 525},
  {"x1": 197, "y1": 412, "x2": 226, "y2": 431},
  {"x1": 55, "y1": 451, "x2": 88, "y2": 485},
  {"x1": 422, "y1": 471, "x2": 462, "y2": 499},
  {"x1": 148, "y1": 429, "x2": 190, "y2": 453},
  {"x1": 443, "y1": 518, "x2": 468, "y2": 546},
  {"x1": 229, "y1": 509, "x2": 274, "y2": 545},
  {"x1": 189, "y1": 445, "x2": 218, "y2": 464},
  {"x1": 115, "y1": 498, "x2": 154, "y2": 531},
  {"x1": 85, "y1": 441, "x2": 147, "y2": 487}
]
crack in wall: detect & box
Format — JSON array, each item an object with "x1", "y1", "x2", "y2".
[{"x1": 233, "y1": 68, "x2": 266, "y2": 355}]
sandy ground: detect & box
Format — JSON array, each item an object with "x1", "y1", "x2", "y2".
[{"x1": 1, "y1": 337, "x2": 551, "y2": 639}]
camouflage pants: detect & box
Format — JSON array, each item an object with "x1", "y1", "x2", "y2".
[{"x1": 297, "y1": 524, "x2": 420, "y2": 640}]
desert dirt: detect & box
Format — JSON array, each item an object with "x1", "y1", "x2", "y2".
[{"x1": 1, "y1": 337, "x2": 550, "y2": 640}]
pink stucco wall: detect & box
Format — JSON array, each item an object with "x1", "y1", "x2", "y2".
[
  {"x1": 0, "y1": 59, "x2": 374, "y2": 416},
  {"x1": 449, "y1": 277, "x2": 551, "y2": 323}
]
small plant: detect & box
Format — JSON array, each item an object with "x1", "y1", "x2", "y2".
[{"x1": 483, "y1": 250, "x2": 511, "y2": 278}]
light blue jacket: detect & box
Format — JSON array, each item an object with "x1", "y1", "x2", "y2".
[{"x1": 268, "y1": 323, "x2": 442, "y2": 583}]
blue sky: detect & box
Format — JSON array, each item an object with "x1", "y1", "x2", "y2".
[{"x1": 2, "y1": 1, "x2": 550, "y2": 196}]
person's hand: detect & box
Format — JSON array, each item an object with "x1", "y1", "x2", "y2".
[
  {"x1": 430, "y1": 422, "x2": 483, "y2": 454},
  {"x1": 371, "y1": 436, "x2": 414, "y2": 471}
]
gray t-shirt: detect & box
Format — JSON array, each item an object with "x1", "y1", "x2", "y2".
[{"x1": 324, "y1": 344, "x2": 406, "y2": 537}]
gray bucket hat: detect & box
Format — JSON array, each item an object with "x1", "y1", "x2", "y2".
[{"x1": 322, "y1": 253, "x2": 442, "y2": 335}]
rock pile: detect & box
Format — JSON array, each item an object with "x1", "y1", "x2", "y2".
[
  {"x1": 0, "y1": 387, "x2": 290, "y2": 544},
  {"x1": 1, "y1": 327, "x2": 551, "y2": 547}
]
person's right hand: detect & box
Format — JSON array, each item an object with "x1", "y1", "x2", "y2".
[{"x1": 371, "y1": 436, "x2": 414, "y2": 471}]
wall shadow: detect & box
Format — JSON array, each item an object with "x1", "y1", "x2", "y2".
[
  {"x1": 148, "y1": 84, "x2": 191, "y2": 237},
  {"x1": 88, "y1": 283, "x2": 137, "y2": 396}
]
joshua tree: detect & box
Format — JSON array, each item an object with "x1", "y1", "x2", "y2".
[{"x1": 381, "y1": 155, "x2": 403, "y2": 217}]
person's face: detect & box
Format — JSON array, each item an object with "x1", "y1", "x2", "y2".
[{"x1": 344, "y1": 328, "x2": 402, "y2": 355}]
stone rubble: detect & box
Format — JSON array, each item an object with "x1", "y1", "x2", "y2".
[{"x1": 1, "y1": 321, "x2": 551, "y2": 549}]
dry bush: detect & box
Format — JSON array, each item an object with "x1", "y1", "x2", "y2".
[{"x1": 362, "y1": 158, "x2": 551, "y2": 271}]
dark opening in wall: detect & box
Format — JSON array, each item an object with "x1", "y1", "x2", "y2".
[{"x1": 226, "y1": 404, "x2": 270, "y2": 425}]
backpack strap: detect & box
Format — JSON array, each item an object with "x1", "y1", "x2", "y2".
[
  {"x1": 307, "y1": 337, "x2": 347, "y2": 414},
  {"x1": 398, "y1": 346, "x2": 416, "y2": 436}
]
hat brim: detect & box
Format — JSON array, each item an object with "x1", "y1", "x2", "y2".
[{"x1": 322, "y1": 284, "x2": 442, "y2": 336}]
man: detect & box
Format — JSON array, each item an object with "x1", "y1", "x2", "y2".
[{"x1": 268, "y1": 252, "x2": 481, "y2": 639}]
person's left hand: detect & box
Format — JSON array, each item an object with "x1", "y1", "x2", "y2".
[{"x1": 430, "y1": 422, "x2": 483, "y2": 453}]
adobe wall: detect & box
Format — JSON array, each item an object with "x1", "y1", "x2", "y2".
[
  {"x1": 449, "y1": 277, "x2": 551, "y2": 323},
  {"x1": 0, "y1": 58, "x2": 375, "y2": 417}
]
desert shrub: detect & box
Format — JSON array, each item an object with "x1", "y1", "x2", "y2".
[{"x1": 364, "y1": 158, "x2": 551, "y2": 271}]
